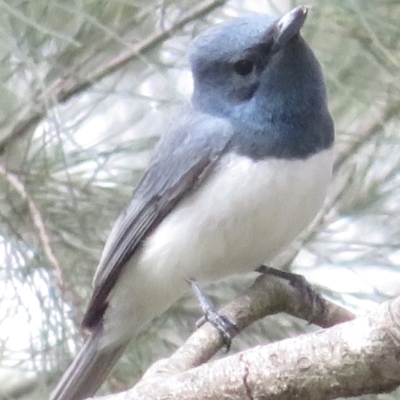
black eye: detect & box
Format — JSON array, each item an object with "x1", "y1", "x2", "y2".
[{"x1": 233, "y1": 59, "x2": 254, "y2": 76}]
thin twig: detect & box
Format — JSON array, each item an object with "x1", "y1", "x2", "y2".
[
  {"x1": 0, "y1": 0, "x2": 227, "y2": 154},
  {"x1": 0, "y1": 163, "x2": 63, "y2": 286}
]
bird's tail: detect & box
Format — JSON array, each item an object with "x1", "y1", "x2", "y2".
[{"x1": 50, "y1": 333, "x2": 128, "y2": 400}]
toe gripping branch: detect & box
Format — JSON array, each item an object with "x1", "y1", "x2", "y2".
[{"x1": 186, "y1": 278, "x2": 239, "y2": 351}]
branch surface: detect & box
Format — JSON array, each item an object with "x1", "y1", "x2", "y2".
[
  {"x1": 95, "y1": 296, "x2": 400, "y2": 400},
  {"x1": 89, "y1": 271, "x2": 400, "y2": 400}
]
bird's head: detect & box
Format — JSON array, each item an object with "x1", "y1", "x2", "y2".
[{"x1": 189, "y1": 6, "x2": 328, "y2": 127}]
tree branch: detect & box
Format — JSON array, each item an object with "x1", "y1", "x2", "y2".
[
  {"x1": 85, "y1": 271, "x2": 393, "y2": 400},
  {"x1": 0, "y1": 0, "x2": 227, "y2": 155},
  {"x1": 0, "y1": 163, "x2": 63, "y2": 284},
  {"x1": 95, "y1": 295, "x2": 400, "y2": 400}
]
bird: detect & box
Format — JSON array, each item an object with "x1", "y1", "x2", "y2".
[{"x1": 50, "y1": 5, "x2": 334, "y2": 400}]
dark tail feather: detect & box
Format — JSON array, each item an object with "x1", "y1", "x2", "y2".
[{"x1": 50, "y1": 334, "x2": 127, "y2": 400}]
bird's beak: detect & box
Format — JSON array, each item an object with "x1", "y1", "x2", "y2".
[{"x1": 271, "y1": 6, "x2": 308, "y2": 53}]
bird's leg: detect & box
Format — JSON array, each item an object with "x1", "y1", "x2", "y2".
[
  {"x1": 186, "y1": 278, "x2": 238, "y2": 351},
  {"x1": 255, "y1": 265, "x2": 325, "y2": 324}
]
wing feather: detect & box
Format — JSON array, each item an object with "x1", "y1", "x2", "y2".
[{"x1": 82, "y1": 109, "x2": 233, "y2": 330}]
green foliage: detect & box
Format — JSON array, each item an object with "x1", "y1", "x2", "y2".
[{"x1": 0, "y1": 0, "x2": 400, "y2": 398}]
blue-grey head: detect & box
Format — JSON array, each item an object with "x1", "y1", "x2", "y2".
[{"x1": 188, "y1": 6, "x2": 334, "y2": 159}]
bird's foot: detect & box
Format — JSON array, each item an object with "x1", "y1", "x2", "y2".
[
  {"x1": 256, "y1": 265, "x2": 325, "y2": 324},
  {"x1": 186, "y1": 278, "x2": 238, "y2": 351}
]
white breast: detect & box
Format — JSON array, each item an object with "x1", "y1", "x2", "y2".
[{"x1": 102, "y1": 148, "x2": 333, "y2": 347}]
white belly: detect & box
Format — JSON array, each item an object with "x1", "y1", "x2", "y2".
[{"x1": 102, "y1": 149, "x2": 333, "y2": 347}]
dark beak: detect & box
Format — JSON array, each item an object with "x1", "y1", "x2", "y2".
[{"x1": 272, "y1": 6, "x2": 308, "y2": 53}]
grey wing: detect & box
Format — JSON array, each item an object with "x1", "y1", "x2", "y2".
[{"x1": 82, "y1": 110, "x2": 233, "y2": 330}]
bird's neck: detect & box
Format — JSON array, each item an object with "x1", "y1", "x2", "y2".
[{"x1": 230, "y1": 102, "x2": 334, "y2": 160}]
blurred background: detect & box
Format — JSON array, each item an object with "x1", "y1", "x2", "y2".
[{"x1": 0, "y1": 0, "x2": 399, "y2": 398}]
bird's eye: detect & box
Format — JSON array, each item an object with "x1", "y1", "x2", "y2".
[{"x1": 233, "y1": 59, "x2": 254, "y2": 76}]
